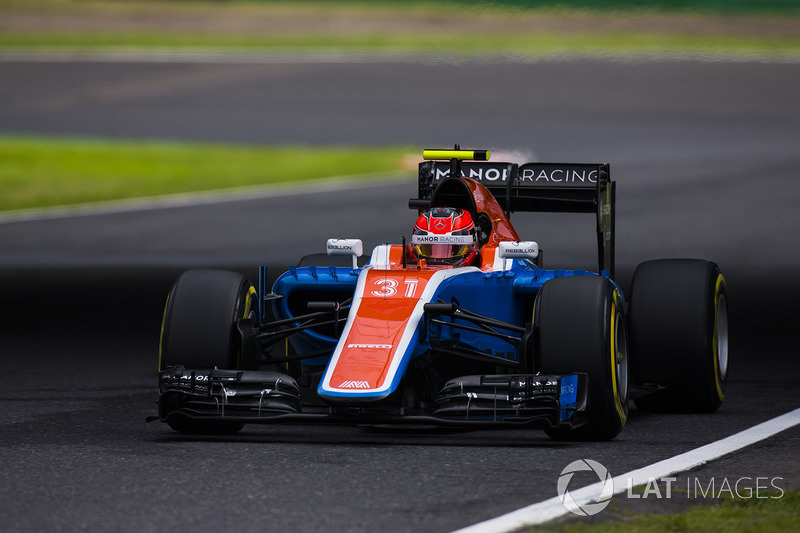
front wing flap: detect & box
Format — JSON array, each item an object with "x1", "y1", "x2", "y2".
[
  {"x1": 157, "y1": 367, "x2": 302, "y2": 421},
  {"x1": 434, "y1": 373, "x2": 588, "y2": 426}
]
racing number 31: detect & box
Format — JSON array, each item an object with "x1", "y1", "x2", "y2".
[{"x1": 371, "y1": 278, "x2": 419, "y2": 298}]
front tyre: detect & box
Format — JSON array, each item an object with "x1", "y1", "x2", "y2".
[
  {"x1": 158, "y1": 269, "x2": 257, "y2": 434},
  {"x1": 534, "y1": 276, "x2": 629, "y2": 441},
  {"x1": 629, "y1": 259, "x2": 729, "y2": 413},
  {"x1": 159, "y1": 269, "x2": 257, "y2": 371}
]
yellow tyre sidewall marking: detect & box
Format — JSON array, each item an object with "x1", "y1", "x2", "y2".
[
  {"x1": 235, "y1": 285, "x2": 258, "y2": 369},
  {"x1": 243, "y1": 285, "x2": 256, "y2": 319},
  {"x1": 610, "y1": 290, "x2": 627, "y2": 427}
]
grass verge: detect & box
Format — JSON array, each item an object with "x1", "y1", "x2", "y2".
[
  {"x1": 0, "y1": 135, "x2": 412, "y2": 212},
  {"x1": 2, "y1": 32, "x2": 798, "y2": 58},
  {"x1": 530, "y1": 490, "x2": 800, "y2": 533}
]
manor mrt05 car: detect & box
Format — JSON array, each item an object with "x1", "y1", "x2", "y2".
[{"x1": 152, "y1": 149, "x2": 729, "y2": 440}]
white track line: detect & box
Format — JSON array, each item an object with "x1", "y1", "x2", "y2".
[
  {"x1": 454, "y1": 407, "x2": 800, "y2": 533},
  {"x1": 0, "y1": 171, "x2": 411, "y2": 225}
]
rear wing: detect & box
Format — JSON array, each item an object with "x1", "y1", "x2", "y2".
[{"x1": 414, "y1": 156, "x2": 615, "y2": 277}]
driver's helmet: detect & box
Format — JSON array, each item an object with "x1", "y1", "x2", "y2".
[{"x1": 411, "y1": 207, "x2": 478, "y2": 267}]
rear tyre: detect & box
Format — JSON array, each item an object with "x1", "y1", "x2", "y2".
[
  {"x1": 159, "y1": 269, "x2": 257, "y2": 434},
  {"x1": 534, "y1": 276, "x2": 629, "y2": 441},
  {"x1": 629, "y1": 259, "x2": 728, "y2": 413}
]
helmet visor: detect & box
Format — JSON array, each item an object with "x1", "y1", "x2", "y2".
[
  {"x1": 414, "y1": 243, "x2": 474, "y2": 260},
  {"x1": 411, "y1": 234, "x2": 475, "y2": 261}
]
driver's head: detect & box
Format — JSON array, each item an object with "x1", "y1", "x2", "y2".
[{"x1": 411, "y1": 207, "x2": 478, "y2": 267}]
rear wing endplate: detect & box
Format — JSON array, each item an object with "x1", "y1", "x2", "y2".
[{"x1": 415, "y1": 160, "x2": 615, "y2": 277}]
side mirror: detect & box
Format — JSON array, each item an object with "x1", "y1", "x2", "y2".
[
  {"x1": 498, "y1": 241, "x2": 539, "y2": 263},
  {"x1": 327, "y1": 239, "x2": 363, "y2": 269}
]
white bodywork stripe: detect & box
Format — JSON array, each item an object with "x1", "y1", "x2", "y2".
[
  {"x1": 368, "y1": 244, "x2": 393, "y2": 269},
  {"x1": 320, "y1": 254, "x2": 480, "y2": 395}
]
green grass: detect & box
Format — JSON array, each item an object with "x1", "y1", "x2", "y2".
[
  {"x1": 0, "y1": 136, "x2": 412, "y2": 212},
  {"x1": 2, "y1": 31, "x2": 798, "y2": 57},
  {"x1": 530, "y1": 490, "x2": 800, "y2": 533}
]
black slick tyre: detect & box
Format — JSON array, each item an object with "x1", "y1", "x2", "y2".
[
  {"x1": 159, "y1": 269, "x2": 257, "y2": 434},
  {"x1": 534, "y1": 276, "x2": 629, "y2": 441},
  {"x1": 629, "y1": 259, "x2": 728, "y2": 413},
  {"x1": 160, "y1": 269, "x2": 256, "y2": 371}
]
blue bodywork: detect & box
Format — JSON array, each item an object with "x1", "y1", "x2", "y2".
[{"x1": 265, "y1": 254, "x2": 622, "y2": 401}]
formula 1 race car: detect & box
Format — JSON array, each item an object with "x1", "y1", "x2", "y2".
[{"x1": 152, "y1": 148, "x2": 729, "y2": 440}]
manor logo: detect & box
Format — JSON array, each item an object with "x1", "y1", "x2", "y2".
[{"x1": 338, "y1": 380, "x2": 371, "y2": 389}]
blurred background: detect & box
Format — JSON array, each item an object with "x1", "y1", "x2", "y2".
[
  {"x1": 0, "y1": 1, "x2": 799, "y2": 531},
  {"x1": 1, "y1": 0, "x2": 798, "y2": 338}
]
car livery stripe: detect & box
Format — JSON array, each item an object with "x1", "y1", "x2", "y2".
[{"x1": 319, "y1": 265, "x2": 480, "y2": 397}]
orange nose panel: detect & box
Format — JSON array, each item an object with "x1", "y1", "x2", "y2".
[{"x1": 327, "y1": 270, "x2": 436, "y2": 391}]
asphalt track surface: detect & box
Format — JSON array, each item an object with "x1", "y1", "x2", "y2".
[{"x1": 1, "y1": 57, "x2": 799, "y2": 532}]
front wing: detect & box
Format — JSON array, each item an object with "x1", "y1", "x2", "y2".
[{"x1": 154, "y1": 367, "x2": 589, "y2": 430}]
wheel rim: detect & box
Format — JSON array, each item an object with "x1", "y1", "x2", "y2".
[
  {"x1": 614, "y1": 309, "x2": 629, "y2": 403},
  {"x1": 716, "y1": 293, "x2": 729, "y2": 381}
]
